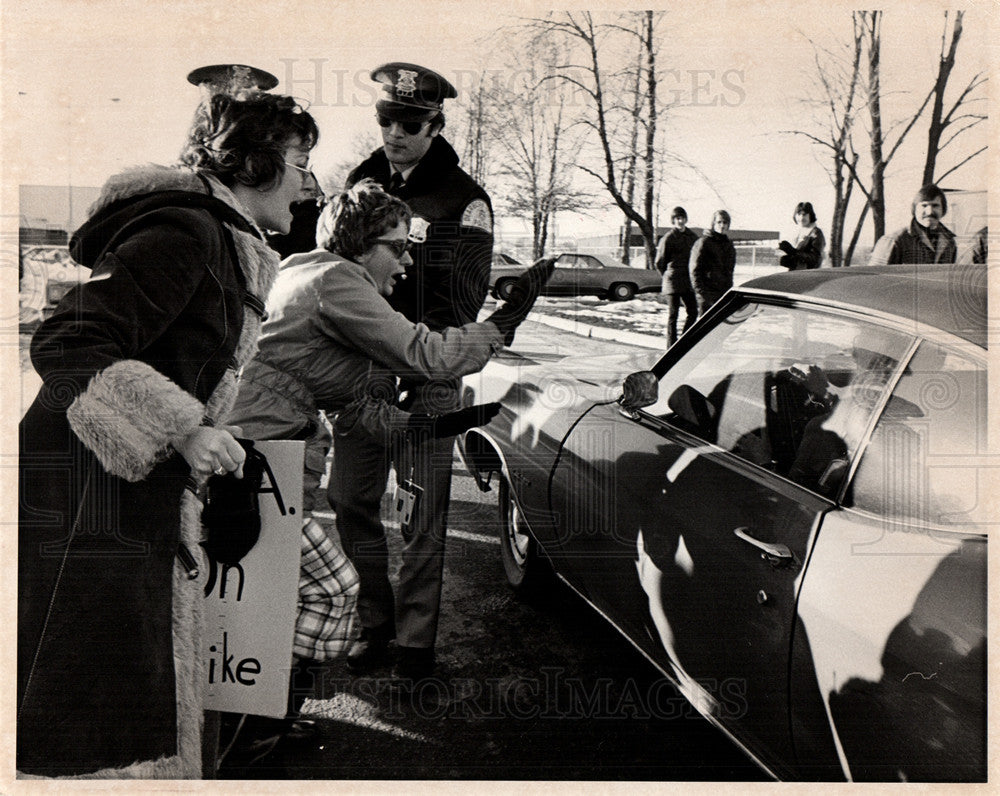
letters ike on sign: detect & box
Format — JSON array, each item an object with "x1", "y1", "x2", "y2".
[{"x1": 201, "y1": 440, "x2": 304, "y2": 718}]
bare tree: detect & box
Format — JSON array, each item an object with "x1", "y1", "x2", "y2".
[
  {"x1": 532, "y1": 11, "x2": 665, "y2": 268},
  {"x1": 852, "y1": 9, "x2": 930, "y2": 246},
  {"x1": 619, "y1": 43, "x2": 642, "y2": 265},
  {"x1": 862, "y1": 11, "x2": 885, "y2": 242},
  {"x1": 782, "y1": 18, "x2": 864, "y2": 267},
  {"x1": 786, "y1": 9, "x2": 966, "y2": 265},
  {"x1": 922, "y1": 11, "x2": 988, "y2": 185},
  {"x1": 458, "y1": 72, "x2": 491, "y2": 188},
  {"x1": 323, "y1": 131, "x2": 381, "y2": 193},
  {"x1": 463, "y1": 31, "x2": 595, "y2": 259}
]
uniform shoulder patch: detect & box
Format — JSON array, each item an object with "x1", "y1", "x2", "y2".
[{"x1": 461, "y1": 199, "x2": 493, "y2": 233}]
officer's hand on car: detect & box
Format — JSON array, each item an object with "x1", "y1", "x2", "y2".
[{"x1": 486, "y1": 259, "x2": 556, "y2": 345}]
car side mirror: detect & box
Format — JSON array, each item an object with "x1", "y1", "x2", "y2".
[{"x1": 620, "y1": 371, "x2": 658, "y2": 412}]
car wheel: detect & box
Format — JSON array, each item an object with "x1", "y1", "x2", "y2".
[
  {"x1": 498, "y1": 476, "x2": 550, "y2": 595},
  {"x1": 495, "y1": 278, "x2": 517, "y2": 301},
  {"x1": 609, "y1": 282, "x2": 636, "y2": 301}
]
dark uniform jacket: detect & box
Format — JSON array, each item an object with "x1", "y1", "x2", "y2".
[
  {"x1": 655, "y1": 226, "x2": 699, "y2": 293},
  {"x1": 347, "y1": 136, "x2": 494, "y2": 330}
]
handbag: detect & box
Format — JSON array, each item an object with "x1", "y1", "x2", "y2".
[{"x1": 201, "y1": 439, "x2": 286, "y2": 565}]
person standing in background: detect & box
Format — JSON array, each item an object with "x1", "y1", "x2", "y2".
[
  {"x1": 654, "y1": 206, "x2": 699, "y2": 346},
  {"x1": 778, "y1": 201, "x2": 826, "y2": 270},
  {"x1": 869, "y1": 184, "x2": 956, "y2": 265},
  {"x1": 690, "y1": 209, "x2": 736, "y2": 315}
]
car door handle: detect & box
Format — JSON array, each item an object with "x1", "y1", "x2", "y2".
[{"x1": 734, "y1": 527, "x2": 793, "y2": 561}]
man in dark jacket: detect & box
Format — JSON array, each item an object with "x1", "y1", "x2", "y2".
[
  {"x1": 691, "y1": 209, "x2": 736, "y2": 314},
  {"x1": 335, "y1": 62, "x2": 495, "y2": 686},
  {"x1": 654, "y1": 206, "x2": 699, "y2": 346},
  {"x1": 869, "y1": 184, "x2": 957, "y2": 265}
]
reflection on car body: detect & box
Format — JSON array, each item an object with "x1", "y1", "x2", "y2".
[
  {"x1": 490, "y1": 252, "x2": 662, "y2": 302},
  {"x1": 460, "y1": 264, "x2": 988, "y2": 781}
]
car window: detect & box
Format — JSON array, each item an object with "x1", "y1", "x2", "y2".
[
  {"x1": 849, "y1": 340, "x2": 988, "y2": 528},
  {"x1": 580, "y1": 256, "x2": 602, "y2": 269},
  {"x1": 645, "y1": 300, "x2": 915, "y2": 495}
]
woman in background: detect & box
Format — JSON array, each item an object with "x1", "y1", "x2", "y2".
[{"x1": 779, "y1": 201, "x2": 826, "y2": 270}]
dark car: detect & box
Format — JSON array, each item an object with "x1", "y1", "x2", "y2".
[
  {"x1": 460, "y1": 264, "x2": 987, "y2": 782},
  {"x1": 491, "y1": 252, "x2": 662, "y2": 301},
  {"x1": 492, "y1": 251, "x2": 522, "y2": 268}
]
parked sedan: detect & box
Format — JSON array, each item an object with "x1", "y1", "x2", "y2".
[
  {"x1": 460, "y1": 264, "x2": 987, "y2": 782},
  {"x1": 491, "y1": 252, "x2": 662, "y2": 301}
]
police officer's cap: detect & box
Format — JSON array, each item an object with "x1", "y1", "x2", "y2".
[
  {"x1": 372, "y1": 62, "x2": 457, "y2": 122},
  {"x1": 187, "y1": 64, "x2": 279, "y2": 97}
]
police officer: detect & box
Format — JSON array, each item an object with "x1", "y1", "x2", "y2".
[{"x1": 334, "y1": 63, "x2": 495, "y2": 685}]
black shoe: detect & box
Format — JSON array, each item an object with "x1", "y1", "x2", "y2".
[
  {"x1": 346, "y1": 623, "x2": 395, "y2": 673},
  {"x1": 389, "y1": 646, "x2": 435, "y2": 690},
  {"x1": 220, "y1": 714, "x2": 319, "y2": 767}
]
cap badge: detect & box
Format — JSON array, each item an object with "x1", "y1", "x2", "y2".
[{"x1": 396, "y1": 69, "x2": 419, "y2": 99}]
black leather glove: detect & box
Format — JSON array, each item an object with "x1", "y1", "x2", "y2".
[
  {"x1": 406, "y1": 402, "x2": 502, "y2": 439},
  {"x1": 486, "y1": 259, "x2": 555, "y2": 345}
]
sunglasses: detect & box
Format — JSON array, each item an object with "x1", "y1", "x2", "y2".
[
  {"x1": 371, "y1": 237, "x2": 412, "y2": 259},
  {"x1": 376, "y1": 114, "x2": 430, "y2": 135}
]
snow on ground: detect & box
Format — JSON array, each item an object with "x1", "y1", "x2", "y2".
[{"x1": 527, "y1": 263, "x2": 787, "y2": 344}]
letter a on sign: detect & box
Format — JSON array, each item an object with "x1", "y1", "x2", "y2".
[{"x1": 202, "y1": 440, "x2": 304, "y2": 717}]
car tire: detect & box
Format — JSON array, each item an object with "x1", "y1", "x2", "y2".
[
  {"x1": 498, "y1": 476, "x2": 551, "y2": 596},
  {"x1": 609, "y1": 282, "x2": 636, "y2": 301},
  {"x1": 495, "y1": 278, "x2": 517, "y2": 301}
]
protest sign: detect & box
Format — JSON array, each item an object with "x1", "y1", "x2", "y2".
[{"x1": 201, "y1": 440, "x2": 303, "y2": 717}]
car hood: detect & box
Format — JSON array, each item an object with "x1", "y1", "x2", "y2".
[{"x1": 463, "y1": 349, "x2": 661, "y2": 412}]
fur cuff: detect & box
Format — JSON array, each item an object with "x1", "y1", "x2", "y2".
[{"x1": 67, "y1": 360, "x2": 204, "y2": 482}]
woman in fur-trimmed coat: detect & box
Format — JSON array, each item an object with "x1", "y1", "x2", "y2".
[{"x1": 17, "y1": 91, "x2": 317, "y2": 779}]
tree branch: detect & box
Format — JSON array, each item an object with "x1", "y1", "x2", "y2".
[
  {"x1": 884, "y1": 85, "x2": 934, "y2": 164},
  {"x1": 936, "y1": 147, "x2": 987, "y2": 183},
  {"x1": 938, "y1": 117, "x2": 986, "y2": 151},
  {"x1": 942, "y1": 71, "x2": 988, "y2": 126}
]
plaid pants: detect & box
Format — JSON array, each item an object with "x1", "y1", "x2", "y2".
[{"x1": 294, "y1": 518, "x2": 359, "y2": 661}]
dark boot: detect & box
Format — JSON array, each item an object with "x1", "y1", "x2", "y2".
[
  {"x1": 346, "y1": 623, "x2": 395, "y2": 674},
  {"x1": 389, "y1": 646, "x2": 435, "y2": 691}
]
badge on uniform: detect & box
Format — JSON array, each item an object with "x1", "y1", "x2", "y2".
[
  {"x1": 392, "y1": 478, "x2": 423, "y2": 538},
  {"x1": 409, "y1": 216, "x2": 430, "y2": 243}
]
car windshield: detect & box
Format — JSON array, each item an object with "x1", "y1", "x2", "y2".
[{"x1": 645, "y1": 300, "x2": 915, "y2": 496}]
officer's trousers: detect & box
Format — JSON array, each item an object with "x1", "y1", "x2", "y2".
[{"x1": 329, "y1": 384, "x2": 457, "y2": 650}]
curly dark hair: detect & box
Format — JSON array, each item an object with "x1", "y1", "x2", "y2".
[
  {"x1": 179, "y1": 91, "x2": 319, "y2": 189},
  {"x1": 316, "y1": 179, "x2": 412, "y2": 261}
]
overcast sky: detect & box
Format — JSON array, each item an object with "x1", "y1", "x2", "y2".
[{"x1": 3, "y1": 0, "x2": 993, "y2": 243}]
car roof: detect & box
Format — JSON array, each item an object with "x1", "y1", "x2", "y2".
[
  {"x1": 740, "y1": 264, "x2": 987, "y2": 349},
  {"x1": 556, "y1": 252, "x2": 625, "y2": 267}
]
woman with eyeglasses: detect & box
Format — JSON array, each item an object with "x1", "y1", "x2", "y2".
[
  {"x1": 17, "y1": 89, "x2": 318, "y2": 778},
  {"x1": 225, "y1": 178, "x2": 548, "y2": 742}
]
